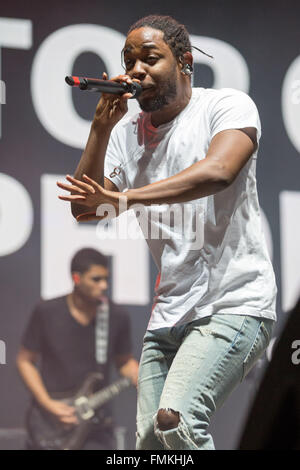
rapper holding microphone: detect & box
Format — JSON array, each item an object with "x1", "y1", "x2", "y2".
[{"x1": 57, "y1": 15, "x2": 277, "y2": 450}]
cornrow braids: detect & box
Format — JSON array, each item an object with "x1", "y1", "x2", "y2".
[{"x1": 127, "y1": 15, "x2": 192, "y2": 60}]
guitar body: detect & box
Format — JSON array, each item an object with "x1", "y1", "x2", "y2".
[{"x1": 26, "y1": 372, "x2": 111, "y2": 450}]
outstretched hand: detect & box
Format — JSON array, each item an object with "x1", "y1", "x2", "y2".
[{"x1": 56, "y1": 174, "x2": 123, "y2": 222}]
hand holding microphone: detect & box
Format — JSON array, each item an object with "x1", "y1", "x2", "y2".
[
  {"x1": 67, "y1": 72, "x2": 140, "y2": 129},
  {"x1": 58, "y1": 72, "x2": 137, "y2": 221}
]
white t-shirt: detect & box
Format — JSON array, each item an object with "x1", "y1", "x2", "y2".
[{"x1": 104, "y1": 87, "x2": 277, "y2": 330}]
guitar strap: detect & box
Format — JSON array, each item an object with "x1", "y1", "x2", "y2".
[{"x1": 95, "y1": 297, "x2": 109, "y2": 364}]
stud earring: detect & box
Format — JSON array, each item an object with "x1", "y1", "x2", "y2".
[{"x1": 182, "y1": 64, "x2": 193, "y2": 76}]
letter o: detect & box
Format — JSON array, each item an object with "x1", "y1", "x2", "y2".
[{"x1": 282, "y1": 55, "x2": 300, "y2": 154}]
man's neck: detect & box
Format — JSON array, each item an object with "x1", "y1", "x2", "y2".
[
  {"x1": 150, "y1": 86, "x2": 192, "y2": 128},
  {"x1": 67, "y1": 292, "x2": 97, "y2": 326}
]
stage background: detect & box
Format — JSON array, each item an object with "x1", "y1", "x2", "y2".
[{"x1": 0, "y1": 0, "x2": 300, "y2": 449}]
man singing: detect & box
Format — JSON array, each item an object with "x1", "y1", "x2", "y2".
[{"x1": 57, "y1": 15, "x2": 277, "y2": 450}]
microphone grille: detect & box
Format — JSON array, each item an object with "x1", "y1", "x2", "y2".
[{"x1": 65, "y1": 76, "x2": 75, "y2": 86}]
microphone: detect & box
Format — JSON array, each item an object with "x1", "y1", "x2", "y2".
[{"x1": 65, "y1": 76, "x2": 142, "y2": 98}]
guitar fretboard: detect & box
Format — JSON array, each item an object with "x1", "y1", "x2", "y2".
[{"x1": 89, "y1": 377, "x2": 131, "y2": 409}]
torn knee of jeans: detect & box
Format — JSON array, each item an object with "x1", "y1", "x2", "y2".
[
  {"x1": 155, "y1": 408, "x2": 180, "y2": 431},
  {"x1": 153, "y1": 409, "x2": 197, "y2": 450}
]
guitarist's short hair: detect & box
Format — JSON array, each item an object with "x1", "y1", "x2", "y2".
[{"x1": 71, "y1": 248, "x2": 109, "y2": 274}]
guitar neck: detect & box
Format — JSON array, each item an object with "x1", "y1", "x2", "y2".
[{"x1": 89, "y1": 377, "x2": 131, "y2": 410}]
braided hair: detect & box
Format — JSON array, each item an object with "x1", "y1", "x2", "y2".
[{"x1": 127, "y1": 15, "x2": 192, "y2": 61}]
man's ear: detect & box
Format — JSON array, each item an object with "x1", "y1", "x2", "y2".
[
  {"x1": 179, "y1": 52, "x2": 194, "y2": 76},
  {"x1": 177, "y1": 56, "x2": 184, "y2": 71},
  {"x1": 183, "y1": 51, "x2": 193, "y2": 68},
  {"x1": 72, "y1": 272, "x2": 81, "y2": 284}
]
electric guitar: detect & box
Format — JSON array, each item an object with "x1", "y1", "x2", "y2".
[{"x1": 26, "y1": 372, "x2": 132, "y2": 450}]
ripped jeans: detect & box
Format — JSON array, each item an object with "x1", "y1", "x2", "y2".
[{"x1": 136, "y1": 314, "x2": 274, "y2": 450}]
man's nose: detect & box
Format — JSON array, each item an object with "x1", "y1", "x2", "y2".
[
  {"x1": 100, "y1": 279, "x2": 108, "y2": 290},
  {"x1": 130, "y1": 60, "x2": 146, "y2": 80}
]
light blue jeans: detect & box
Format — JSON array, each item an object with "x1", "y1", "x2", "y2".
[{"x1": 136, "y1": 314, "x2": 274, "y2": 450}]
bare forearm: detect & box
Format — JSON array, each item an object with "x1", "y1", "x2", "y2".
[
  {"x1": 73, "y1": 122, "x2": 112, "y2": 184},
  {"x1": 119, "y1": 358, "x2": 139, "y2": 387},
  {"x1": 59, "y1": 128, "x2": 254, "y2": 221},
  {"x1": 17, "y1": 360, "x2": 51, "y2": 407},
  {"x1": 71, "y1": 122, "x2": 112, "y2": 216},
  {"x1": 127, "y1": 159, "x2": 230, "y2": 207}
]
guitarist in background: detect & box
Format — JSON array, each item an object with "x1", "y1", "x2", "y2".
[{"x1": 16, "y1": 247, "x2": 139, "y2": 450}]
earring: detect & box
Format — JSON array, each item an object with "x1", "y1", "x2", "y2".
[{"x1": 182, "y1": 64, "x2": 193, "y2": 76}]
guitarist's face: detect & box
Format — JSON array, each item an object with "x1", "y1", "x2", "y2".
[{"x1": 74, "y1": 264, "x2": 109, "y2": 303}]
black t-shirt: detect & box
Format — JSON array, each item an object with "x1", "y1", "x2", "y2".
[{"x1": 22, "y1": 295, "x2": 132, "y2": 400}]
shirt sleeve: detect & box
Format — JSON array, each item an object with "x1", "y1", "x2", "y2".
[
  {"x1": 209, "y1": 88, "x2": 261, "y2": 144},
  {"x1": 104, "y1": 124, "x2": 128, "y2": 192},
  {"x1": 113, "y1": 309, "x2": 132, "y2": 357},
  {"x1": 21, "y1": 302, "x2": 44, "y2": 353}
]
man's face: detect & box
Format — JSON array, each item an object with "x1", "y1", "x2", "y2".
[
  {"x1": 74, "y1": 264, "x2": 109, "y2": 303},
  {"x1": 123, "y1": 27, "x2": 180, "y2": 112}
]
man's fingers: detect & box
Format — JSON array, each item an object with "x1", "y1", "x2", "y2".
[
  {"x1": 82, "y1": 174, "x2": 102, "y2": 190},
  {"x1": 59, "y1": 404, "x2": 76, "y2": 414},
  {"x1": 65, "y1": 175, "x2": 96, "y2": 193},
  {"x1": 58, "y1": 194, "x2": 87, "y2": 202},
  {"x1": 76, "y1": 211, "x2": 100, "y2": 222},
  {"x1": 60, "y1": 416, "x2": 78, "y2": 425},
  {"x1": 121, "y1": 93, "x2": 132, "y2": 100},
  {"x1": 111, "y1": 74, "x2": 132, "y2": 84},
  {"x1": 56, "y1": 181, "x2": 88, "y2": 195}
]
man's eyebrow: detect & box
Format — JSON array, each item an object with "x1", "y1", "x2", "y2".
[
  {"x1": 142, "y1": 43, "x2": 159, "y2": 50},
  {"x1": 123, "y1": 43, "x2": 159, "y2": 54}
]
